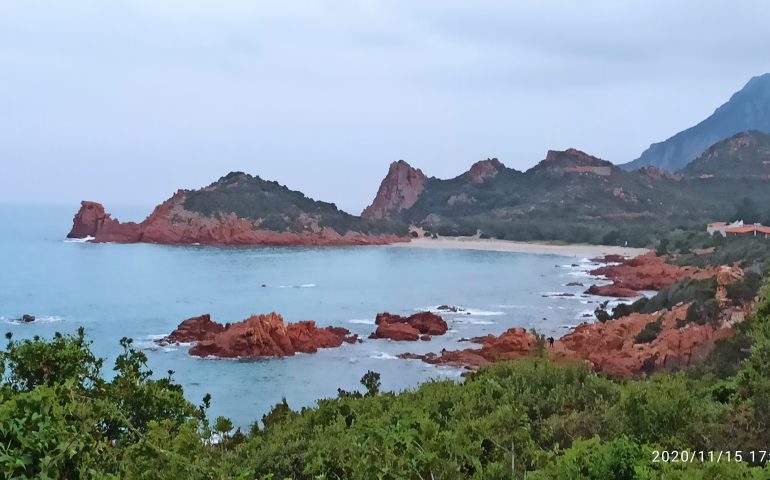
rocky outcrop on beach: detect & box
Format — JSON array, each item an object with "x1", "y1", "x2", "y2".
[
  {"x1": 361, "y1": 160, "x2": 427, "y2": 219},
  {"x1": 67, "y1": 173, "x2": 408, "y2": 246},
  {"x1": 369, "y1": 311, "x2": 448, "y2": 341},
  {"x1": 586, "y1": 252, "x2": 716, "y2": 297},
  {"x1": 552, "y1": 303, "x2": 734, "y2": 377},
  {"x1": 400, "y1": 328, "x2": 538, "y2": 369},
  {"x1": 161, "y1": 312, "x2": 357, "y2": 358}
]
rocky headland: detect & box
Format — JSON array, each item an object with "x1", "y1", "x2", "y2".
[
  {"x1": 67, "y1": 172, "x2": 408, "y2": 246},
  {"x1": 585, "y1": 252, "x2": 718, "y2": 297},
  {"x1": 160, "y1": 312, "x2": 358, "y2": 358}
]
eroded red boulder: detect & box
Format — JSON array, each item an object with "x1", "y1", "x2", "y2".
[
  {"x1": 370, "y1": 311, "x2": 448, "y2": 341},
  {"x1": 400, "y1": 327, "x2": 538, "y2": 368},
  {"x1": 161, "y1": 312, "x2": 357, "y2": 358},
  {"x1": 159, "y1": 314, "x2": 225, "y2": 344}
]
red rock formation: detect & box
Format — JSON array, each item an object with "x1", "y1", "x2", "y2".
[
  {"x1": 400, "y1": 328, "x2": 538, "y2": 369},
  {"x1": 372, "y1": 322, "x2": 421, "y2": 341},
  {"x1": 159, "y1": 314, "x2": 225, "y2": 345},
  {"x1": 361, "y1": 160, "x2": 427, "y2": 219},
  {"x1": 591, "y1": 254, "x2": 626, "y2": 264},
  {"x1": 552, "y1": 304, "x2": 732, "y2": 377},
  {"x1": 586, "y1": 252, "x2": 716, "y2": 296},
  {"x1": 466, "y1": 158, "x2": 504, "y2": 183},
  {"x1": 163, "y1": 312, "x2": 358, "y2": 358},
  {"x1": 68, "y1": 191, "x2": 407, "y2": 246},
  {"x1": 585, "y1": 285, "x2": 639, "y2": 298},
  {"x1": 637, "y1": 165, "x2": 683, "y2": 181},
  {"x1": 67, "y1": 201, "x2": 143, "y2": 242},
  {"x1": 369, "y1": 311, "x2": 448, "y2": 341}
]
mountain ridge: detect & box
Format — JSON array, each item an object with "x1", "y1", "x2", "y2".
[{"x1": 622, "y1": 73, "x2": 770, "y2": 171}]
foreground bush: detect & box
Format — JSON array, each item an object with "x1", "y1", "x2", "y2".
[{"x1": 4, "y1": 285, "x2": 770, "y2": 478}]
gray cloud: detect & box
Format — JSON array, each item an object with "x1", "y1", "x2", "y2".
[{"x1": 1, "y1": 0, "x2": 769, "y2": 215}]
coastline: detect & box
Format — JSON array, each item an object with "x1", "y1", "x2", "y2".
[{"x1": 390, "y1": 236, "x2": 649, "y2": 258}]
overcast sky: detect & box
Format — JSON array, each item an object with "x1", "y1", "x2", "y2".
[{"x1": 2, "y1": 1, "x2": 770, "y2": 216}]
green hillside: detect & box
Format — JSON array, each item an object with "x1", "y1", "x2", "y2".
[{"x1": 183, "y1": 172, "x2": 407, "y2": 236}]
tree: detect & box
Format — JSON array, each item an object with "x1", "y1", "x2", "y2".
[{"x1": 735, "y1": 197, "x2": 760, "y2": 224}]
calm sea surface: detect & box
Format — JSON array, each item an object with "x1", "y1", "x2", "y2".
[{"x1": 0, "y1": 204, "x2": 608, "y2": 427}]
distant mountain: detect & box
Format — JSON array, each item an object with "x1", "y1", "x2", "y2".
[
  {"x1": 67, "y1": 172, "x2": 407, "y2": 245},
  {"x1": 622, "y1": 73, "x2": 770, "y2": 172},
  {"x1": 680, "y1": 131, "x2": 770, "y2": 179},
  {"x1": 364, "y1": 148, "x2": 770, "y2": 246}
]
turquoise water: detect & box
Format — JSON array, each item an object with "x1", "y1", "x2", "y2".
[{"x1": 0, "y1": 205, "x2": 606, "y2": 428}]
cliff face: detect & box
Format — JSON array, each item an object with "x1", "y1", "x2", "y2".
[
  {"x1": 361, "y1": 160, "x2": 427, "y2": 219},
  {"x1": 67, "y1": 173, "x2": 408, "y2": 246},
  {"x1": 554, "y1": 304, "x2": 734, "y2": 377},
  {"x1": 466, "y1": 158, "x2": 504, "y2": 183}
]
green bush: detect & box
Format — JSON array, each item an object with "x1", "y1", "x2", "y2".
[{"x1": 635, "y1": 316, "x2": 664, "y2": 344}]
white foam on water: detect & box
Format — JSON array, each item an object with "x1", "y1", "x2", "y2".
[
  {"x1": 278, "y1": 283, "x2": 317, "y2": 289},
  {"x1": 418, "y1": 306, "x2": 504, "y2": 316},
  {"x1": 454, "y1": 318, "x2": 494, "y2": 325},
  {"x1": 63, "y1": 236, "x2": 95, "y2": 243},
  {"x1": 370, "y1": 352, "x2": 398, "y2": 360},
  {"x1": 348, "y1": 318, "x2": 375, "y2": 325},
  {"x1": 136, "y1": 340, "x2": 161, "y2": 351},
  {"x1": 4, "y1": 315, "x2": 63, "y2": 324}
]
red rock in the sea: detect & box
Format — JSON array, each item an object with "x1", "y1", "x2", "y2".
[
  {"x1": 361, "y1": 160, "x2": 427, "y2": 219},
  {"x1": 400, "y1": 327, "x2": 538, "y2": 368},
  {"x1": 67, "y1": 190, "x2": 407, "y2": 246},
  {"x1": 586, "y1": 252, "x2": 716, "y2": 296},
  {"x1": 372, "y1": 322, "x2": 422, "y2": 341},
  {"x1": 369, "y1": 311, "x2": 448, "y2": 341},
  {"x1": 552, "y1": 303, "x2": 733, "y2": 377},
  {"x1": 166, "y1": 312, "x2": 357, "y2": 358},
  {"x1": 160, "y1": 314, "x2": 225, "y2": 344},
  {"x1": 67, "y1": 201, "x2": 143, "y2": 242}
]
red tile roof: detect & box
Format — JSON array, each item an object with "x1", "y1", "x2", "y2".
[{"x1": 725, "y1": 225, "x2": 770, "y2": 235}]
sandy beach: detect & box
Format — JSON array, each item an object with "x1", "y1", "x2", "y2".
[{"x1": 390, "y1": 236, "x2": 649, "y2": 258}]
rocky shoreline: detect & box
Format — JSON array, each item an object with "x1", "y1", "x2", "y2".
[
  {"x1": 154, "y1": 251, "x2": 749, "y2": 379},
  {"x1": 398, "y1": 253, "x2": 750, "y2": 377}
]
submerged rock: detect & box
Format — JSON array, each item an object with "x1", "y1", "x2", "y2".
[{"x1": 436, "y1": 305, "x2": 465, "y2": 313}]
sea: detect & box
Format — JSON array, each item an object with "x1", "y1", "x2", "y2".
[{"x1": 0, "y1": 204, "x2": 617, "y2": 428}]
